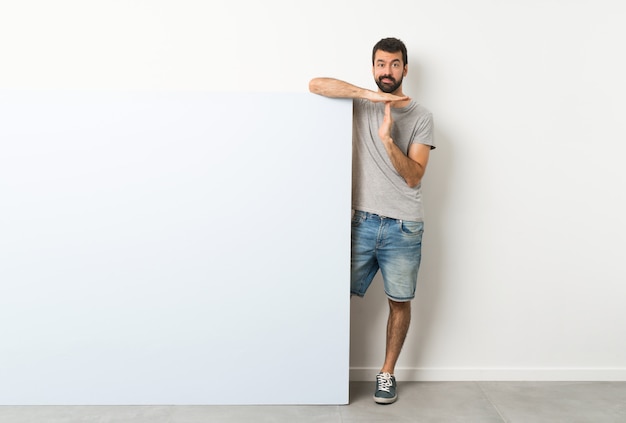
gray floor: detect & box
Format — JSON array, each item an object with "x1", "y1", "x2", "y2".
[{"x1": 2, "y1": 381, "x2": 625, "y2": 422}]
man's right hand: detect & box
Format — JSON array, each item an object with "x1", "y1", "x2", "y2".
[{"x1": 364, "y1": 91, "x2": 408, "y2": 104}]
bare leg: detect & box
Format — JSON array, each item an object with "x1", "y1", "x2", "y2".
[{"x1": 380, "y1": 299, "x2": 411, "y2": 374}]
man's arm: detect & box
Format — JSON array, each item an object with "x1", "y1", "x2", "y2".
[
  {"x1": 379, "y1": 103, "x2": 430, "y2": 188},
  {"x1": 309, "y1": 77, "x2": 407, "y2": 103},
  {"x1": 310, "y1": 78, "x2": 426, "y2": 187}
]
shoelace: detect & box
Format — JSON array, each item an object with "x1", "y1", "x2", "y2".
[{"x1": 376, "y1": 372, "x2": 393, "y2": 393}]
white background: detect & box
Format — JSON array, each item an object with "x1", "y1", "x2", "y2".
[{"x1": 1, "y1": 0, "x2": 625, "y2": 384}]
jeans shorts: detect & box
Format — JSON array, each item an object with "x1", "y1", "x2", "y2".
[{"x1": 351, "y1": 210, "x2": 424, "y2": 302}]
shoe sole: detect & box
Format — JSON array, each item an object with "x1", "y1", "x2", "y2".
[{"x1": 373, "y1": 394, "x2": 397, "y2": 404}]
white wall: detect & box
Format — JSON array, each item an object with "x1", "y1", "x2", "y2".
[{"x1": 1, "y1": 0, "x2": 625, "y2": 382}]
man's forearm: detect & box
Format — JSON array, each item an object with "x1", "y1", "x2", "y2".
[
  {"x1": 309, "y1": 77, "x2": 370, "y2": 99},
  {"x1": 382, "y1": 139, "x2": 425, "y2": 188},
  {"x1": 309, "y1": 77, "x2": 408, "y2": 103}
]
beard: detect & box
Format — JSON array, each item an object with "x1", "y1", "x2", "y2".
[{"x1": 375, "y1": 74, "x2": 403, "y2": 93}]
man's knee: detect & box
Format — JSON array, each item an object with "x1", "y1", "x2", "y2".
[{"x1": 388, "y1": 298, "x2": 411, "y2": 314}]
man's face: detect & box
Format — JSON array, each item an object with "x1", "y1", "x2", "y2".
[{"x1": 373, "y1": 50, "x2": 407, "y2": 94}]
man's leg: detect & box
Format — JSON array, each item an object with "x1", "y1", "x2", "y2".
[
  {"x1": 373, "y1": 299, "x2": 411, "y2": 404},
  {"x1": 373, "y1": 217, "x2": 422, "y2": 404},
  {"x1": 381, "y1": 299, "x2": 411, "y2": 374}
]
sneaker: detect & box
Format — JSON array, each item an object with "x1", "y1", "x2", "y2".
[{"x1": 373, "y1": 372, "x2": 397, "y2": 404}]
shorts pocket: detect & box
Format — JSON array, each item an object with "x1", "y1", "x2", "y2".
[
  {"x1": 400, "y1": 220, "x2": 424, "y2": 235},
  {"x1": 351, "y1": 211, "x2": 366, "y2": 227}
]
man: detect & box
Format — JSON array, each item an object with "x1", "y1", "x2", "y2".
[{"x1": 309, "y1": 37, "x2": 435, "y2": 404}]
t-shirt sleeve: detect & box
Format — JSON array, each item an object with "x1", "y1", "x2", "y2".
[{"x1": 413, "y1": 111, "x2": 435, "y2": 149}]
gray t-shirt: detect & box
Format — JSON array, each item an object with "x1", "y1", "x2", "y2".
[{"x1": 352, "y1": 98, "x2": 435, "y2": 221}]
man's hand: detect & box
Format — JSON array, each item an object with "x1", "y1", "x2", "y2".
[
  {"x1": 366, "y1": 91, "x2": 408, "y2": 104},
  {"x1": 378, "y1": 102, "x2": 394, "y2": 144}
]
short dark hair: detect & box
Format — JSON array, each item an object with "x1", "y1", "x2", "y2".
[{"x1": 372, "y1": 37, "x2": 408, "y2": 66}]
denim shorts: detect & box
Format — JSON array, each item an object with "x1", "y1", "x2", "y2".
[{"x1": 351, "y1": 210, "x2": 424, "y2": 302}]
